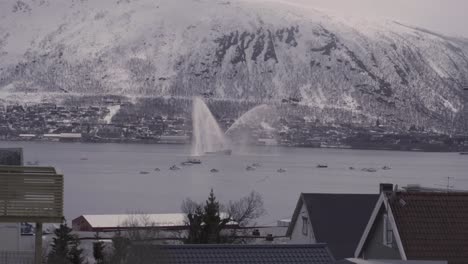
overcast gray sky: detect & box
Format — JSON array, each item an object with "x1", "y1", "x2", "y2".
[{"x1": 283, "y1": 0, "x2": 468, "y2": 38}]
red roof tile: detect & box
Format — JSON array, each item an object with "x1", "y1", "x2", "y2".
[{"x1": 387, "y1": 192, "x2": 468, "y2": 264}]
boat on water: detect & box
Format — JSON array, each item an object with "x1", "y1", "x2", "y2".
[
  {"x1": 382, "y1": 166, "x2": 392, "y2": 170},
  {"x1": 252, "y1": 163, "x2": 261, "y2": 168},
  {"x1": 246, "y1": 166, "x2": 256, "y2": 171},
  {"x1": 139, "y1": 171, "x2": 149, "y2": 175},
  {"x1": 277, "y1": 168, "x2": 286, "y2": 173},
  {"x1": 349, "y1": 167, "x2": 355, "y2": 170},
  {"x1": 181, "y1": 158, "x2": 202, "y2": 165},
  {"x1": 80, "y1": 157, "x2": 88, "y2": 161},
  {"x1": 154, "y1": 168, "x2": 161, "y2": 171},
  {"x1": 210, "y1": 168, "x2": 219, "y2": 173},
  {"x1": 317, "y1": 164, "x2": 328, "y2": 168},
  {"x1": 362, "y1": 168, "x2": 377, "y2": 173},
  {"x1": 169, "y1": 165, "x2": 181, "y2": 171},
  {"x1": 460, "y1": 152, "x2": 468, "y2": 155}
]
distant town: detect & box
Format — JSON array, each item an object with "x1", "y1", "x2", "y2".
[{"x1": 1, "y1": 100, "x2": 467, "y2": 152}]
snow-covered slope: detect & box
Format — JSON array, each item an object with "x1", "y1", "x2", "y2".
[{"x1": 0, "y1": 0, "x2": 467, "y2": 131}]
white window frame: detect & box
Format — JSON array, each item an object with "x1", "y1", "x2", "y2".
[
  {"x1": 302, "y1": 216, "x2": 308, "y2": 236},
  {"x1": 383, "y1": 213, "x2": 393, "y2": 247}
]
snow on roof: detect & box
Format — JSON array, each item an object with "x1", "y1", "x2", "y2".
[
  {"x1": 82, "y1": 213, "x2": 234, "y2": 228},
  {"x1": 82, "y1": 213, "x2": 188, "y2": 228}
]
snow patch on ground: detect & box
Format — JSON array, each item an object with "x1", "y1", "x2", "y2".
[
  {"x1": 342, "y1": 93, "x2": 359, "y2": 111},
  {"x1": 437, "y1": 94, "x2": 458, "y2": 113},
  {"x1": 104, "y1": 105, "x2": 121, "y2": 124}
]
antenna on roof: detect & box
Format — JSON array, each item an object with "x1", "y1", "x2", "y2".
[{"x1": 435, "y1": 177, "x2": 454, "y2": 193}]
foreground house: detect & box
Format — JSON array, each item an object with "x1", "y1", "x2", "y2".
[
  {"x1": 337, "y1": 259, "x2": 447, "y2": 264},
  {"x1": 287, "y1": 192, "x2": 379, "y2": 260},
  {"x1": 128, "y1": 244, "x2": 335, "y2": 264},
  {"x1": 355, "y1": 189, "x2": 468, "y2": 264}
]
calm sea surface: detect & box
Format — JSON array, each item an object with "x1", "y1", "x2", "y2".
[{"x1": 1, "y1": 141, "x2": 467, "y2": 225}]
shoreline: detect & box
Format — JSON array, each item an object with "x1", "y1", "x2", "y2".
[{"x1": 2, "y1": 138, "x2": 466, "y2": 153}]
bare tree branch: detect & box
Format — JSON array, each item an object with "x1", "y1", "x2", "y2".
[
  {"x1": 181, "y1": 198, "x2": 202, "y2": 215},
  {"x1": 227, "y1": 191, "x2": 266, "y2": 227}
]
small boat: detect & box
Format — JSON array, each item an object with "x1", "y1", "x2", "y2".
[
  {"x1": 362, "y1": 168, "x2": 377, "y2": 173},
  {"x1": 246, "y1": 166, "x2": 256, "y2": 171},
  {"x1": 382, "y1": 166, "x2": 392, "y2": 170},
  {"x1": 252, "y1": 163, "x2": 261, "y2": 168},
  {"x1": 181, "y1": 158, "x2": 202, "y2": 165},
  {"x1": 80, "y1": 157, "x2": 88, "y2": 161},
  {"x1": 277, "y1": 168, "x2": 286, "y2": 173},
  {"x1": 139, "y1": 171, "x2": 149, "y2": 175},
  {"x1": 154, "y1": 168, "x2": 160, "y2": 171},
  {"x1": 460, "y1": 152, "x2": 468, "y2": 155},
  {"x1": 317, "y1": 164, "x2": 328, "y2": 168},
  {"x1": 210, "y1": 168, "x2": 219, "y2": 173},
  {"x1": 169, "y1": 165, "x2": 180, "y2": 171},
  {"x1": 349, "y1": 167, "x2": 355, "y2": 170}
]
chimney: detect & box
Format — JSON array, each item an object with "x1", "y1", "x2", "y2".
[{"x1": 380, "y1": 183, "x2": 393, "y2": 193}]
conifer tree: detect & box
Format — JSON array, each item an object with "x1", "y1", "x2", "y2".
[
  {"x1": 47, "y1": 221, "x2": 84, "y2": 264},
  {"x1": 93, "y1": 232, "x2": 106, "y2": 264}
]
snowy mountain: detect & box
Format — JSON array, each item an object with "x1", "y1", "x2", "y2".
[{"x1": 0, "y1": 0, "x2": 467, "y2": 132}]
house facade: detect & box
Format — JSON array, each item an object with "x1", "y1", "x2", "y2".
[
  {"x1": 355, "y1": 189, "x2": 468, "y2": 264},
  {"x1": 288, "y1": 201, "x2": 316, "y2": 244},
  {"x1": 287, "y1": 192, "x2": 379, "y2": 260},
  {"x1": 355, "y1": 194, "x2": 402, "y2": 260}
]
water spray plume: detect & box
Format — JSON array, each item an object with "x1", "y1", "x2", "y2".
[{"x1": 191, "y1": 97, "x2": 229, "y2": 156}]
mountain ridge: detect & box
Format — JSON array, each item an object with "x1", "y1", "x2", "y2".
[{"x1": 0, "y1": 0, "x2": 467, "y2": 132}]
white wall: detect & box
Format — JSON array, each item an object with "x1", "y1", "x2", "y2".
[
  {"x1": 0, "y1": 223, "x2": 20, "y2": 251},
  {"x1": 289, "y1": 203, "x2": 316, "y2": 244}
]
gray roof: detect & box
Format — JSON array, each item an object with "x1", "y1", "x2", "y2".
[
  {"x1": 128, "y1": 244, "x2": 335, "y2": 264},
  {"x1": 336, "y1": 259, "x2": 447, "y2": 264},
  {"x1": 287, "y1": 193, "x2": 379, "y2": 260}
]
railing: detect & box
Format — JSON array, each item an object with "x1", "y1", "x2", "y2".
[
  {"x1": 0, "y1": 166, "x2": 63, "y2": 223},
  {"x1": 0, "y1": 251, "x2": 34, "y2": 264}
]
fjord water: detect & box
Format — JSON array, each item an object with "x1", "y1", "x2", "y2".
[{"x1": 2, "y1": 141, "x2": 467, "y2": 224}]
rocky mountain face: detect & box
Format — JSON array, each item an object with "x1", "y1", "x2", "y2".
[{"x1": 0, "y1": 0, "x2": 467, "y2": 132}]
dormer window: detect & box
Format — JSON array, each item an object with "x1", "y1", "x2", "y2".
[
  {"x1": 302, "y1": 216, "x2": 308, "y2": 235},
  {"x1": 383, "y1": 213, "x2": 393, "y2": 247}
]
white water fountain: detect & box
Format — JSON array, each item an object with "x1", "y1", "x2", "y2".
[
  {"x1": 191, "y1": 96, "x2": 229, "y2": 156},
  {"x1": 225, "y1": 104, "x2": 276, "y2": 135},
  {"x1": 225, "y1": 104, "x2": 279, "y2": 150}
]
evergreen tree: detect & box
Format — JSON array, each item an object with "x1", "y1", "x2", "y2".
[
  {"x1": 202, "y1": 189, "x2": 230, "y2": 243},
  {"x1": 47, "y1": 221, "x2": 84, "y2": 264},
  {"x1": 93, "y1": 233, "x2": 106, "y2": 264},
  {"x1": 183, "y1": 189, "x2": 266, "y2": 244},
  {"x1": 186, "y1": 189, "x2": 230, "y2": 243},
  {"x1": 110, "y1": 229, "x2": 131, "y2": 264},
  {"x1": 69, "y1": 239, "x2": 84, "y2": 264}
]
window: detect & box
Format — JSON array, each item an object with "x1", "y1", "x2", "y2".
[
  {"x1": 383, "y1": 213, "x2": 393, "y2": 247},
  {"x1": 302, "y1": 216, "x2": 308, "y2": 235}
]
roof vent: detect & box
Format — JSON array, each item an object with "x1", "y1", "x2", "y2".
[{"x1": 405, "y1": 184, "x2": 422, "y2": 192}]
